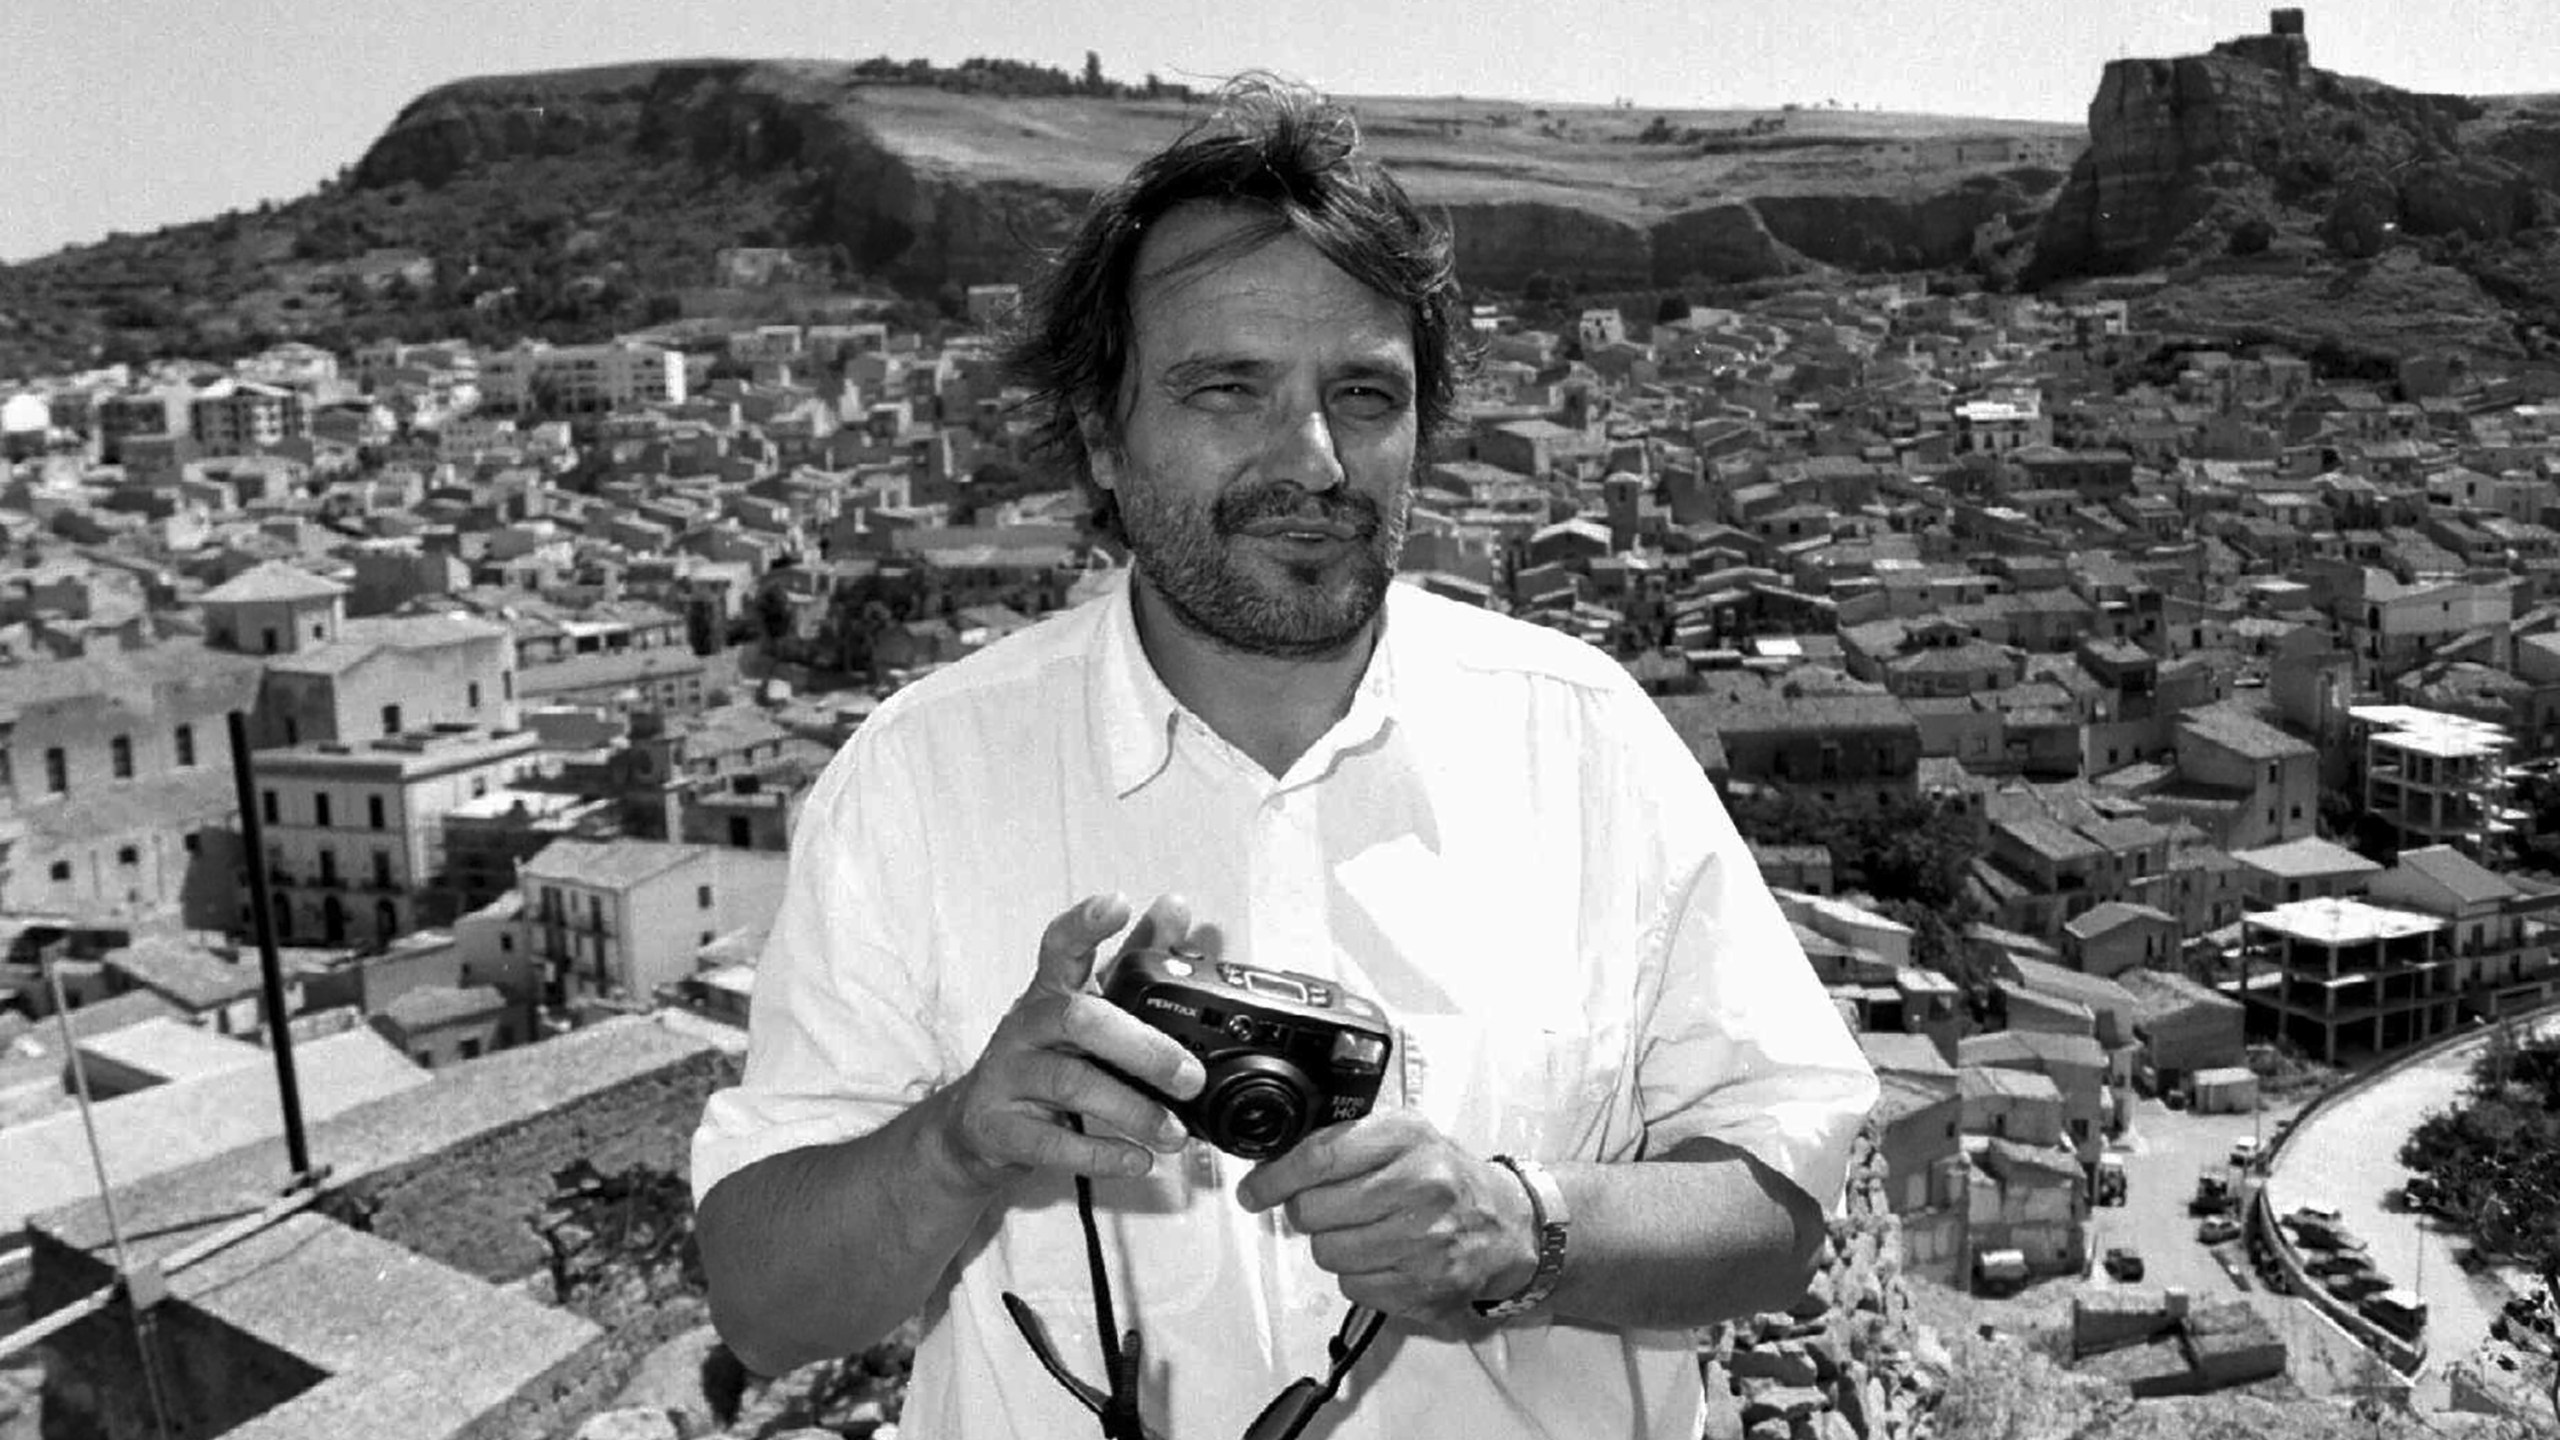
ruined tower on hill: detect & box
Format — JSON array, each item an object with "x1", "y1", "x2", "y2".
[{"x1": 2213, "y1": 8, "x2": 2311, "y2": 84}]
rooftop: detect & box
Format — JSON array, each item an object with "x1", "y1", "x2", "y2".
[
  {"x1": 519, "y1": 837, "x2": 713, "y2": 889},
  {"x1": 2247, "y1": 895, "x2": 2442, "y2": 946},
  {"x1": 4, "y1": 1026, "x2": 425, "y2": 1233},
  {"x1": 2231, "y1": 835, "x2": 2384, "y2": 880},
  {"x1": 2178, "y1": 706, "x2": 2317, "y2": 761},
  {"x1": 198, "y1": 559, "x2": 348, "y2": 605}
]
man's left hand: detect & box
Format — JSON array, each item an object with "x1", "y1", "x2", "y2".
[{"x1": 1236, "y1": 1110, "x2": 1534, "y2": 1325}]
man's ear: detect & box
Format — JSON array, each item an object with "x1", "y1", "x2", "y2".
[{"x1": 1079, "y1": 414, "x2": 1121, "y2": 493}]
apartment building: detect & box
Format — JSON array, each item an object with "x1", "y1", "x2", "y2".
[
  {"x1": 477, "y1": 341, "x2": 685, "y2": 415},
  {"x1": 517, "y1": 839, "x2": 787, "y2": 1008},
  {"x1": 189, "y1": 379, "x2": 311, "y2": 456},
  {"x1": 257, "y1": 612, "x2": 518, "y2": 748},
  {"x1": 1662, "y1": 690, "x2": 1924, "y2": 810},
  {"x1": 2237, "y1": 895, "x2": 2452, "y2": 1065},
  {"x1": 2172, "y1": 707, "x2": 2318, "y2": 851},
  {"x1": 249, "y1": 727, "x2": 543, "y2": 947},
  {"x1": 2352, "y1": 704, "x2": 2515, "y2": 857},
  {"x1": 0, "y1": 644, "x2": 263, "y2": 925},
  {"x1": 2364, "y1": 844, "x2": 2560, "y2": 1020}
]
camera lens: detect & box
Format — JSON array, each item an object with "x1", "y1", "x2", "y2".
[{"x1": 1206, "y1": 1068, "x2": 1311, "y2": 1160}]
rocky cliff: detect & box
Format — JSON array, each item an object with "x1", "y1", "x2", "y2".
[
  {"x1": 347, "y1": 60, "x2": 2067, "y2": 294},
  {"x1": 2026, "y1": 25, "x2": 2558, "y2": 287}
]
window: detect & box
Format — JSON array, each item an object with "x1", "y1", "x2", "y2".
[
  {"x1": 46, "y1": 747, "x2": 67, "y2": 794},
  {"x1": 503, "y1": 670, "x2": 515, "y2": 701},
  {"x1": 262, "y1": 627, "x2": 279, "y2": 654},
  {"x1": 175, "y1": 723, "x2": 195, "y2": 767},
  {"x1": 372, "y1": 850, "x2": 392, "y2": 888},
  {"x1": 381, "y1": 704, "x2": 402, "y2": 736},
  {"x1": 500, "y1": 933, "x2": 514, "y2": 953},
  {"x1": 261, "y1": 790, "x2": 278, "y2": 824},
  {"x1": 315, "y1": 794, "x2": 332, "y2": 828},
  {"x1": 471, "y1": 777, "x2": 488, "y2": 799},
  {"x1": 697, "y1": 884, "x2": 714, "y2": 909},
  {"x1": 318, "y1": 849, "x2": 338, "y2": 886},
  {"x1": 49, "y1": 860, "x2": 71, "y2": 882},
  {"x1": 459, "y1": 1038, "x2": 483, "y2": 1061},
  {"x1": 312, "y1": 622, "x2": 325, "y2": 640},
  {"x1": 183, "y1": 833, "x2": 200, "y2": 854},
  {"x1": 700, "y1": 932, "x2": 715, "y2": 947},
  {"x1": 368, "y1": 795, "x2": 386, "y2": 830},
  {"x1": 729, "y1": 816, "x2": 751, "y2": 849},
  {"x1": 117, "y1": 845, "x2": 139, "y2": 866},
  {"x1": 468, "y1": 682, "x2": 482, "y2": 709},
  {"x1": 284, "y1": 716, "x2": 299, "y2": 745}
]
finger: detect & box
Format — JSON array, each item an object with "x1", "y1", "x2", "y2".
[
  {"x1": 980, "y1": 1108, "x2": 1158, "y2": 1179},
  {"x1": 1307, "y1": 1213, "x2": 1427, "y2": 1276},
  {"x1": 1032, "y1": 892, "x2": 1130, "y2": 996},
  {"x1": 1018, "y1": 1047, "x2": 1191, "y2": 1152},
  {"x1": 1237, "y1": 1116, "x2": 1399, "y2": 1213},
  {"x1": 1285, "y1": 1175, "x2": 1407, "y2": 1235},
  {"x1": 1119, "y1": 892, "x2": 1195, "y2": 957},
  {"x1": 1059, "y1": 993, "x2": 1207, "y2": 1102}
]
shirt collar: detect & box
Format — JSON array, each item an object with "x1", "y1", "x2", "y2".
[{"x1": 1088, "y1": 571, "x2": 1406, "y2": 798}]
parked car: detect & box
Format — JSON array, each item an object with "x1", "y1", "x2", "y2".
[
  {"x1": 2307, "y1": 1250, "x2": 2380, "y2": 1280},
  {"x1": 2104, "y1": 1246, "x2": 2146, "y2": 1282},
  {"x1": 2284, "y1": 1203, "x2": 2345, "y2": 1229},
  {"x1": 2327, "y1": 1270, "x2": 2395, "y2": 1303},
  {"x1": 2229, "y1": 1137, "x2": 2263, "y2": 1168},
  {"x1": 2191, "y1": 1174, "x2": 2235, "y2": 1217},
  {"x1": 2198, "y1": 1215, "x2": 2242, "y2": 1245}
]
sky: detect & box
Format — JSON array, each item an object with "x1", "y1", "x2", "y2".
[{"x1": 5, "y1": 0, "x2": 2550, "y2": 263}]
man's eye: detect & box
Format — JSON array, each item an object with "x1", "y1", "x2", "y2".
[
  {"x1": 1333, "y1": 387, "x2": 1406, "y2": 419},
  {"x1": 1188, "y1": 384, "x2": 1255, "y2": 407}
]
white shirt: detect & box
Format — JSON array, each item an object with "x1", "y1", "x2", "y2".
[{"x1": 693, "y1": 573, "x2": 1878, "y2": 1440}]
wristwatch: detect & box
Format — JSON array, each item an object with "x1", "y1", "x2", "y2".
[{"x1": 1473, "y1": 1155, "x2": 1570, "y2": 1319}]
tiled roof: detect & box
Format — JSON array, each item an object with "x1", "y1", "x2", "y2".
[{"x1": 198, "y1": 560, "x2": 347, "y2": 604}]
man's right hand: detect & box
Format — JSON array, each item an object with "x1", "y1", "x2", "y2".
[{"x1": 934, "y1": 892, "x2": 1210, "y2": 1192}]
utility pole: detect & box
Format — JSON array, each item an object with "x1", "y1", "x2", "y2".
[{"x1": 227, "y1": 711, "x2": 312, "y2": 1184}]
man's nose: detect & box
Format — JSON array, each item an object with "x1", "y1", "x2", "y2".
[{"x1": 1263, "y1": 400, "x2": 1347, "y2": 493}]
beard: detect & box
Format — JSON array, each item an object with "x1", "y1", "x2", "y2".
[{"x1": 1115, "y1": 472, "x2": 1410, "y2": 660}]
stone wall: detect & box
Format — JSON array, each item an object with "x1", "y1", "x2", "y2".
[
  {"x1": 1701, "y1": 1125, "x2": 1950, "y2": 1440},
  {"x1": 316, "y1": 1036, "x2": 729, "y2": 1284},
  {"x1": 27, "y1": 1017, "x2": 739, "y2": 1440}
]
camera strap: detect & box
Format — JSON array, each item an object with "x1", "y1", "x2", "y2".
[{"x1": 1003, "y1": 1120, "x2": 1387, "y2": 1440}]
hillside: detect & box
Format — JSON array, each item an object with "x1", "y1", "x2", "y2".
[
  {"x1": 2013, "y1": 26, "x2": 2560, "y2": 366},
  {"x1": 0, "y1": 58, "x2": 2077, "y2": 376},
  {"x1": 1, "y1": 31, "x2": 2554, "y2": 381}
]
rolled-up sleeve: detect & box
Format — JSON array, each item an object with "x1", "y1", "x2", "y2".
[
  {"x1": 1621, "y1": 701, "x2": 1879, "y2": 1215},
  {"x1": 690, "y1": 723, "x2": 957, "y2": 1205}
]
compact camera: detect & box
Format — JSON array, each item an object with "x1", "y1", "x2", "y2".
[{"x1": 1101, "y1": 946, "x2": 1394, "y2": 1161}]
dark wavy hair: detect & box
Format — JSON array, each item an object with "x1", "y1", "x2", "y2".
[{"x1": 998, "y1": 76, "x2": 1471, "y2": 547}]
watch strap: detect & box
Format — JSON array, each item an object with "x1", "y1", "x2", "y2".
[{"x1": 1473, "y1": 1155, "x2": 1569, "y2": 1319}]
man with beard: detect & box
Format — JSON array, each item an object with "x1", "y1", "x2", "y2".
[{"x1": 692, "y1": 80, "x2": 1876, "y2": 1440}]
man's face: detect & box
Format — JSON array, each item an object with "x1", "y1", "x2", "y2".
[{"x1": 1090, "y1": 203, "x2": 1417, "y2": 660}]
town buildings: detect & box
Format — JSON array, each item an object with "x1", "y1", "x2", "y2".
[{"x1": 10, "y1": 250, "x2": 2560, "y2": 1363}]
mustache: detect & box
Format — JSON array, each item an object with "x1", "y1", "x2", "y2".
[{"x1": 1212, "y1": 486, "x2": 1383, "y2": 536}]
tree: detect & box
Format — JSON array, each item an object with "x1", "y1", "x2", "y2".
[{"x1": 1082, "y1": 50, "x2": 1105, "y2": 94}]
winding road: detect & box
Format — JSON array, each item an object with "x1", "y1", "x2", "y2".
[{"x1": 2262, "y1": 1011, "x2": 2560, "y2": 1408}]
